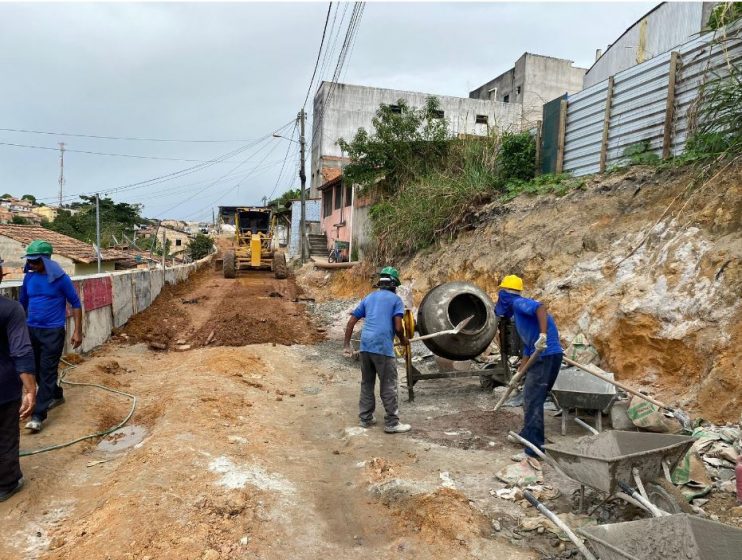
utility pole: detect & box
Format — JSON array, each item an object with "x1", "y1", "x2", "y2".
[
  {"x1": 58, "y1": 142, "x2": 65, "y2": 208},
  {"x1": 95, "y1": 193, "x2": 101, "y2": 273},
  {"x1": 298, "y1": 109, "x2": 307, "y2": 263},
  {"x1": 161, "y1": 228, "x2": 167, "y2": 283}
]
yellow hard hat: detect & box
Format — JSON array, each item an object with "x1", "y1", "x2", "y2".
[{"x1": 499, "y1": 275, "x2": 523, "y2": 291}]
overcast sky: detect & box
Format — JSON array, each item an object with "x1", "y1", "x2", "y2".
[{"x1": 0, "y1": 1, "x2": 654, "y2": 222}]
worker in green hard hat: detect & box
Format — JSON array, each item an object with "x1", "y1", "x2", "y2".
[
  {"x1": 19, "y1": 240, "x2": 83, "y2": 433},
  {"x1": 343, "y1": 266, "x2": 411, "y2": 433}
]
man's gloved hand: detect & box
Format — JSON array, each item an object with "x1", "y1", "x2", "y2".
[{"x1": 535, "y1": 333, "x2": 548, "y2": 351}]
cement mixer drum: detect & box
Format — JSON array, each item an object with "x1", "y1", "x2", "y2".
[{"x1": 416, "y1": 281, "x2": 498, "y2": 360}]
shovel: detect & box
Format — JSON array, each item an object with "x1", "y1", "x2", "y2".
[
  {"x1": 562, "y1": 357, "x2": 692, "y2": 430},
  {"x1": 395, "y1": 315, "x2": 474, "y2": 345},
  {"x1": 492, "y1": 348, "x2": 542, "y2": 412}
]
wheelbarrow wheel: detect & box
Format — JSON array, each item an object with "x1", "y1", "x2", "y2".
[{"x1": 646, "y1": 479, "x2": 693, "y2": 514}]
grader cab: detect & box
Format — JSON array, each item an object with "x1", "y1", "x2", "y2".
[{"x1": 221, "y1": 207, "x2": 288, "y2": 279}]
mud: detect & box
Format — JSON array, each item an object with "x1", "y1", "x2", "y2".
[{"x1": 415, "y1": 409, "x2": 521, "y2": 450}]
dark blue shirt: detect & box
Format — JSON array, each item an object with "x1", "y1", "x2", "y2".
[
  {"x1": 20, "y1": 257, "x2": 81, "y2": 329},
  {"x1": 351, "y1": 289, "x2": 405, "y2": 357},
  {"x1": 0, "y1": 296, "x2": 35, "y2": 405},
  {"x1": 495, "y1": 292, "x2": 562, "y2": 358}
]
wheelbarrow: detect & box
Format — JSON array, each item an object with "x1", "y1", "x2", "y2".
[
  {"x1": 551, "y1": 366, "x2": 618, "y2": 434},
  {"x1": 511, "y1": 430, "x2": 695, "y2": 516},
  {"x1": 578, "y1": 514, "x2": 742, "y2": 560}
]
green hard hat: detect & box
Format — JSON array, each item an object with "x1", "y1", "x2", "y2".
[
  {"x1": 25, "y1": 240, "x2": 53, "y2": 257},
  {"x1": 380, "y1": 266, "x2": 400, "y2": 285}
]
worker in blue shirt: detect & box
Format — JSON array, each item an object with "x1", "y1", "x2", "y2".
[
  {"x1": 495, "y1": 275, "x2": 563, "y2": 458},
  {"x1": 0, "y1": 256, "x2": 37, "y2": 502},
  {"x1": 343, "y1": 267, "x2": 410, "y2": 434},
  {"x1": 19, "y1": 240, "x2": 83, "y2": 433}
]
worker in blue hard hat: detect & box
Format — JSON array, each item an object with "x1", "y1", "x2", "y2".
[
  {"x1": 343, "y1": 266, "x2": 411, "y2": 434},
  {"x1": 19, "y1": 240, "x2": 83, "y2": 434},
  {"x1": 495, "y1": 275, "x2": 563, "y2": 458}
]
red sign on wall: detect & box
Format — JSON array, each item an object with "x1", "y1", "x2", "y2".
[{"x1": 82, "y1": 276, "x2": 113, "y2": 311}]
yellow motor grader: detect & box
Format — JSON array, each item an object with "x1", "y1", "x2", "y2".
[{"x1": 221, "y1": 206, "x2": 287, "y2": 279}]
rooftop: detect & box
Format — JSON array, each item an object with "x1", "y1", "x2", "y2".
[{"x1": 0, "y1": 224, "x2": 126, "y2": 263}]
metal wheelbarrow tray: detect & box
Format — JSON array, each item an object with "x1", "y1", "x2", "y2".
[
  {"x1": 544, "y1": 431, "x2": 695, "y2": 495},
  {"x1": 578, "y1": 514, "x2": 742, "y2": 560},
  {"x1": 552, "y1": 367, "x2": 617, "y2": 412}
]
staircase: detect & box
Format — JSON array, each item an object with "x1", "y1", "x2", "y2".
[{"x1": 307, "y1": 233, "x2": 328, "y2": 259}]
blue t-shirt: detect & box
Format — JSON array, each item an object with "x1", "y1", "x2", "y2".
[
  {"x1": 20, "y1": 265, "x2": 81, "y2": 329},
  {"x1": 351, "y1": 289, "x2": 405, "y2": 357},
  {"x1": 495, "y1": 292, "x2": 562, "y2": 358}
]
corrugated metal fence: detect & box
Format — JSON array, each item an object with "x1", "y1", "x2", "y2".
[{"x1": 554, "y1": 22, "x2": 742, "y2": 177}]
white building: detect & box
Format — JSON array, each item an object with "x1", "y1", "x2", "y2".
[{"x1": 310, "y1": 81, "x2": 522, "y2": 195}]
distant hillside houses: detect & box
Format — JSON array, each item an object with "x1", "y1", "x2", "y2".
[{"x1": 0, "y1": 195, "x2": 58, "y2": 225}]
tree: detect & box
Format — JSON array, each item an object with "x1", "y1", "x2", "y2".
[
  {"x1": 268, "y1": 188, "x2": 301, "y2": 209},
  {"x1": 187, "y1": 233, "x2": 214, "y2": 260},
  {"x1": 338, "y1": 96, "x2": 450, "y2": 192},
  {"x1": 44, "y1": 195, "x2": 147, "y2": 246},
  {"x1": 21, "y1": 194, "x2": 37, "y2": 205}
]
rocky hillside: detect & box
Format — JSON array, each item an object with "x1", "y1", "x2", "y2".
[{"x1": 316, "y1": 162, "x2": 741, "y2": 423}]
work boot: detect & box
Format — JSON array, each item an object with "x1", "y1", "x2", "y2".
[
  {"x1": 360, "y1": 416, "x2": 377, "y2": 428},
  {"x1": 25, "y1": 418, "x2": 42, "y2": 433},
  {"x1": 48, "y1": 397, "x2": 66, "y2": 411},
  {"x1": 384, "y1": 423, "x2": 411, "y2": 434},
  {"x1": 0, "y1": 478, "x2": 24, "y2": 502}
]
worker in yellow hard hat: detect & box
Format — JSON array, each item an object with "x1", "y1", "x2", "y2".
[{"x1": 494, "y1": 275, "x2": 563, "y2": 458}]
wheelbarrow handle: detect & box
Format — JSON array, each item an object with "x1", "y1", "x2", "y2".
[
  {"x1": 562, "y1": 357, "x2": 671, "y2": 411},
  {"x1": 522, "y1": 490, "x2": 599, "y2": 560}
]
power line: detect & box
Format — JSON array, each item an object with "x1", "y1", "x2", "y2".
[
  {"x1": 266, "y1": 120, "x2": 299, "y2": 203},
  {"x1": 0, "y1": 126, "x2": 258, "y2": 143},
  {"x1": 0, "y1": 140, "x2": 251, "y2": 163},
  {"x1": 302, "y1": 2, "x2": 334, "y2": 110},
  {"x1": 35, "y1": 120, "x2": 295, "y2": 204}
]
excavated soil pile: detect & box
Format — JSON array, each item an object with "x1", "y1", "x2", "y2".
[
  {"x1": 191, "y1": 273, "x2": 323, "y2": 347},
  {"x1": 416, "y1": 409, "x2": 521, "y2": 450},
  {"x1": 117, "y1": 267, "x2": 212, "y2": 347}
]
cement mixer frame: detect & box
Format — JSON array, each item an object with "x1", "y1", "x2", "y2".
[{"x1": 399, "y1": 283, "x2": 523, "y2": 401}]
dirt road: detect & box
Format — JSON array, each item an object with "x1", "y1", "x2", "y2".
[{"x1": 0, "y1": 268, "x2": 544, "y2": 560}]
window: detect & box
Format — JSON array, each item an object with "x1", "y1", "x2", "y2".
[
  {"x1": 432, "y1": 109, "x2": 445, "y2": 119},
  {"x1": 345, "y1": 183, "x2": 352, "y2": 206},
  {"x1": 389, "y1": 104, "x2": 402, "y2": 114},
  {"x1": 516, "y1": 86, "x2": 521, "y2": 95},
  {"x1": 334, "y1": 182, "x2": 342, "y2": 210},
  {"x1": 503, "y1": 94, "x2": 510, "y2": 103},
  {"x1": 475, "y1": 114, "x2": 488, "y2": 125},
  {"x1": 322, "y1": 189, "x2": 332, "y2": 217},
  {"x1": 175, "y1": 239, "x2": 182, "y2": 247}
]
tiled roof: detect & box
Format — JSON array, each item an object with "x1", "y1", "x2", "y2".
[
  {"x1": 321, "y1": 168, "x2": 342, "y2": 183},
  {"x1": 0, "y1": 224, "x2": 126, "y2": 263}
]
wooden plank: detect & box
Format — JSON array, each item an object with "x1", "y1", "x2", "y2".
[
  {"x1": 555, "y1": 99, "x2": 568, "y2": 174},
  {"x1": 534, "y1": 119, "x2": 543, "y2": 176},
  {"x1": 662, "y1": 51, "x2": 680, "y2": 159},
  {"x1": 599, "y1": 76, "x2": 615, "y2": 173}
]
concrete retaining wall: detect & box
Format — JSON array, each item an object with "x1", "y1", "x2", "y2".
[{"x1": 0, "y1": 256, "x2": 212, "y2": 354}]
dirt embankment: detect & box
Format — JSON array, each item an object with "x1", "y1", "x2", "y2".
[{"x1": 322, "y1": 163, "x2": 742, "y2": 422}]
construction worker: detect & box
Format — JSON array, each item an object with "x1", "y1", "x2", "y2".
[
  {"x1": 19, "y1": 240, "x2": 83, "y2": 433},
  {"x1": 0, "y1": 256, "x2": 36, "y2": 501},
  {"x1": 343, "y1": 266, "x2": 411, "y2": 433},
  {"x1": 494, "y1": 275, "x2": 563, "y2": 458}
]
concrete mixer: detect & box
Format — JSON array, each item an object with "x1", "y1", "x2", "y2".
[{"x1": 400, "y1": 281, "x2": 523, "y2": 401}]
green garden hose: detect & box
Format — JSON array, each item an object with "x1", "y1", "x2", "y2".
[{"x1": 19, "y1": 358, "x2": 138, "y2": 457}]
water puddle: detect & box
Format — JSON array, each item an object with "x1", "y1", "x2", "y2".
[{"x1": 96, "y1": 425, "x2": 148, "y2": 452}]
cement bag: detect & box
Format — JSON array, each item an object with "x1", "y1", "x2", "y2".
[
  {"x1": 626, "y1": 396, "x2": 683, "y2": 433},
  {"x1": 565, "y1": 332, "x2": 599, "y2": 365}
]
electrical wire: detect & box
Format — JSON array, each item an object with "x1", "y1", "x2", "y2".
[
  {"x1": 0, "y1": 127, "x2": 258, "y2": 143},
  {"x1": 19, "y1": 358, "x2": 137, "y2": 457},
  {"x1": 302, "y1": 2, "x2": 334, "y2": 110},
  {"x1": 0, "y1": 141, "x2": 251, "y2": 163}
]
